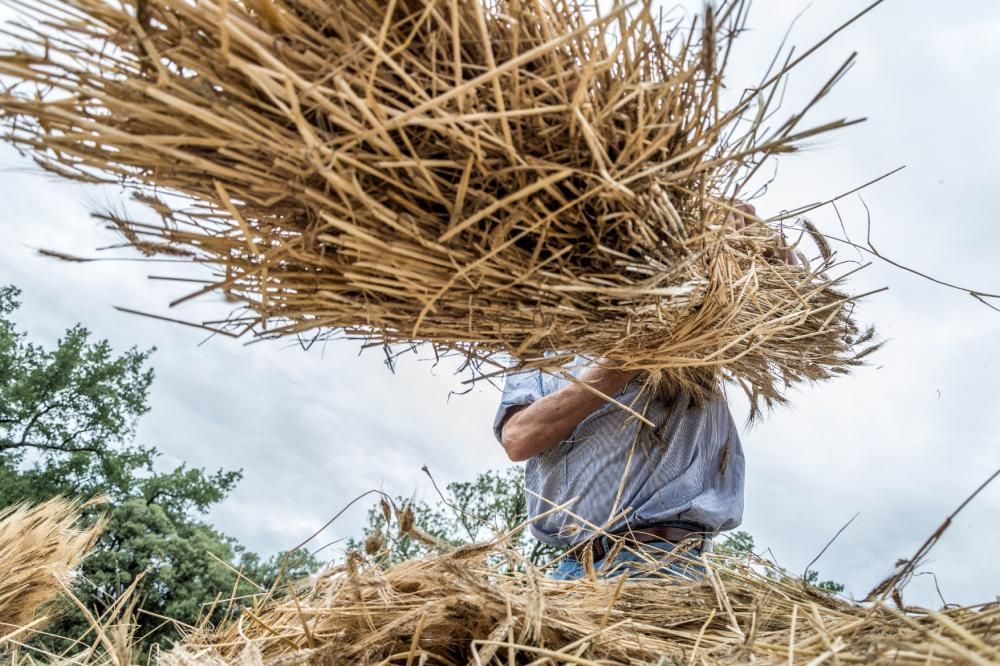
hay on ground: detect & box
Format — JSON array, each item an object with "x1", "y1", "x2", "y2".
[
  {"x1": 0, "y1": 497, "x2": 103, "y2": 638},
  {"x1": 163, "y1": 541, "x2": 1000, "y2": 665},
  {"x1": 0, "y1": 0, "x2": 881, "y2": 411},
  {"x1": 0, "y1": 500, "x2": 995, "y2": 665}
]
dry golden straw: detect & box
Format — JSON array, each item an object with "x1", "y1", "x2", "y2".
[
  {"x1": 0, "y1": 497, "x2": 103, "y2": 637},
  {"x1": 162, "y1": 542, "x2": 1000, "y2": 665},
  {"x1": 0, "y1": 0, "x2": 882, "y2": 411}
]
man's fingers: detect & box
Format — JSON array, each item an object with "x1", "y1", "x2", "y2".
[
  {"x1": 726, "y1": 211, "x2": 745, "y2": 231},
  {"x1": 726, "y1": 201, "x2": 755, "y2": 232},
  {"x1": 761, "y1": 233, "x2": 800, "y2": 267},
  {"x1": 728, "y1": 201, "x2": 797, "y2": 267}
]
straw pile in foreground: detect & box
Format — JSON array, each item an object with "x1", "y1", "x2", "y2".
[
  {"x1": 0, "y1": 498, "x2": 103, "y2": 636},
  {"x1": 0, "y1": 0, "x2": 880, "y2": 409},
  {"x1": 162, "y1": 543, "x2": 1000, "y2": 665}
]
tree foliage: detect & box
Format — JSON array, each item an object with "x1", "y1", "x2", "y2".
[{"x1": 0, "y1": 285, "x2": 317, "y2": 654}]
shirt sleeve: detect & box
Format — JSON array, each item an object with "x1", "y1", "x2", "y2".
[{"x1": 492, "y1": 367, "x2": 543, "y2": 444}]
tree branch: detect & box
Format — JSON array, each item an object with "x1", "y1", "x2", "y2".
[
  {"x1": 0, "y1": 436, "x2": 105, "y2": 457},
  {"x1": 59, "y1": 426, "x2": 98, "y2": 450},
  {"x1": 16, "y1": 400, "x2": 70, "y2": 447}
]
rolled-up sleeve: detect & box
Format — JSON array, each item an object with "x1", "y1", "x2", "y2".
[{"x1": 492, "y1": 367, "x2": 543, "y2": 444}]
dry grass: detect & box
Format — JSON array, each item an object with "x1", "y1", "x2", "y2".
[
  {"x1": 0, "y1": 0, "x2": 883, "y2": 413},
  {"x1": 0, "y1": 497, "x2": 103, "y2": 640},
  {"x1": 0, "y1": 499, "x2": 996, "y2": 665},
  {"x1": 0, "y1": 511, "x2": 995, "y2": 666},
  {"x1": 161, "y1": 542, "x2": 1000, "y2": 665}
]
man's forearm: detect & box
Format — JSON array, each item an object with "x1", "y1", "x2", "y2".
[{"x1": 500, "y1": 365, "x2": 637, "y2": 462}]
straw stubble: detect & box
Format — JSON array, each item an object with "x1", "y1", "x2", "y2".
[
  {"x1": 164, "y1": 542, "x2": 1000, "y2": 665},
  {"x1": 0, "y1": 0, "x2": 881, "y2": 412},
  {"x1": 0, "y1": 497, "x2": 103, "y2": 635}
]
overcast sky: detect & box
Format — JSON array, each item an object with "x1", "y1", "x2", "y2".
[{"x1": 2, "y1": 0, "x2": 998, "y2": 608}]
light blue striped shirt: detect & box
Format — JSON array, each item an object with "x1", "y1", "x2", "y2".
[{"x1": 493, "y1": 358, "x2": 744, "y2": 546}]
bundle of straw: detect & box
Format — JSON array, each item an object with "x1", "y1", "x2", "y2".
[
  {"x1": 164, "y1": 543, "x2": 1000, "y2": 665},
  {"x1": 0, "y1": 498, "x2": 103, "y2": 637},
  {"x1": 0, "y1": 0, "x2": 880, "y2": 408}
]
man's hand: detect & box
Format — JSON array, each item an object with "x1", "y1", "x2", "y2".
[
  {"x1": 726, "y1": 201, "x2": 798, "y2": 266},
  {"x1": 500, "y1": 359, "x2": 639, "y2": 462}
]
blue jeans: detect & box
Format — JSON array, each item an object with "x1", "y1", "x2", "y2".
[{"x1": 549, "y1": 538, "x2": 706, "y2": 581}]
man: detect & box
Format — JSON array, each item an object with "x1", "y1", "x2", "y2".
[
  {"x1": 493, "y1": 356, "x2": 742, "y2": 579},
  {"x1": 492, "y1": 204, "x2": 782, "y2": 580}
]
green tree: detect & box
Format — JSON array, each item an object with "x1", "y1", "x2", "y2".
[
  {"x1": 349, "y1": 467, "x2": 563, "y2": 567},
  {"x1": 0, "y1": 285, "x2": 317, "y2": 655}
]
